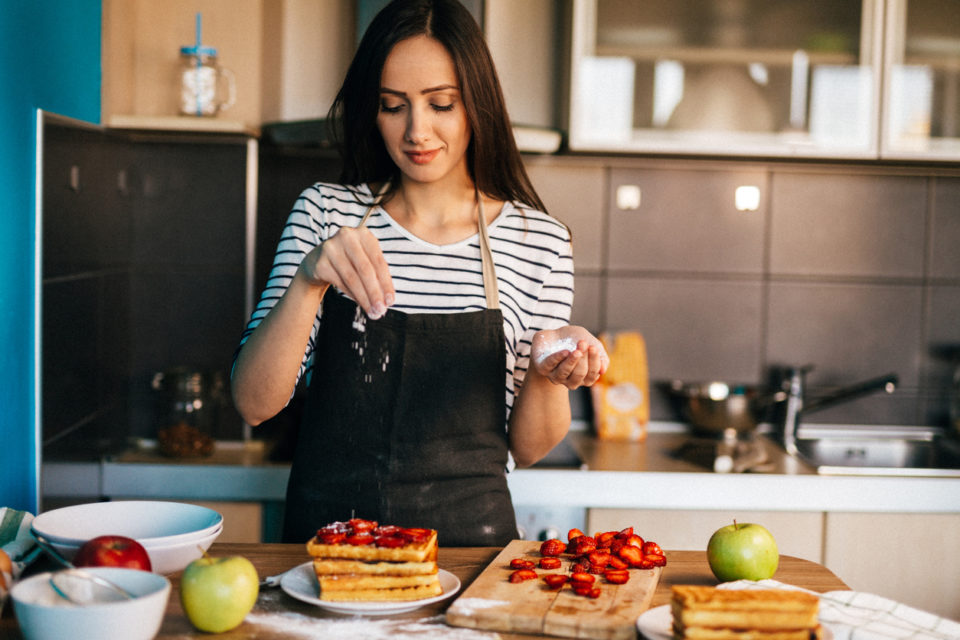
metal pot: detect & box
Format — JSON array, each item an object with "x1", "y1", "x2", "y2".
[{"x1": 664, "y1": 380, "x2": 783, "y2": 435}]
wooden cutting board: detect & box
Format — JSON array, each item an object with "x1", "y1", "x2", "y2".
[{"x1": 445, "y1": 540, "x2": 662, "y2": 639}]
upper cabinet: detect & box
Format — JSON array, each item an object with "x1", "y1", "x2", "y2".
[
  {"x1": 568, "y1": 0, "x2": 960, "y2": 160},
  {"x1": 882, "y1": 0, "x2": 960, "y2": 159}
]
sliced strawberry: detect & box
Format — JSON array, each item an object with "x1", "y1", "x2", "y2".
[
  {"x1": 586, "y1": 587, "x2": 602, "y2": 598},
  {"x1": 617, "y1": 545, "x2": 643, "y2": 567},
  {"x1": 607, "y1": 556, "x2": 628, "y2": 570},
  {"x1": 316, "y1": 531, "x2": 346, "y2": 544},
  {"x1": 615, "y1": 526, "x2": 634, "y2": 539},
  {"x1": 571, "y1": 583, "x2": 594, "y2": 596},
  {"x1": 645, "y1": 553, "x2": 667, "y2": 567},
  {"x1": 345, "y1": 532, "x2": 375, "y2": 545},
  {"x1": 570, "y1": 572, "x2": 595, "y2": 585},
  {"x1": 642, "y1": 541, "x2": 663, "y2": 556},
  {"x1": 539, "y1": 557, "x2": 562, "y2": 570},
  {"x1": 373, "y1": 525, "x2": 402, "y2": 537},
  {"x1": 510, "y1": 558, "x2": 536, "y2": 570},
  {"x1": 571, "y1": 559, "x2": 590, "y2": 574},
  {"x1": 543, "y1": 574, "x2": 568, "y2": 590},
  {"x1": 570, "y1": 536, "x2": 597, "y2": 556},
  {"x1": 400, "y1": 528, "x2": 432, "y2": 543},
  {"x1": 374, "y1": 535, "x2": 406, "y2": 548},
  {"x1": 509, "y1": 569, "x2": 538, "y2": 583},
  {"x1": 348, "y1": 518, "x2": 378, "y2": 533},
  {"x1": 625, "y1": 534, "x2": 645, "y2": 549},
  {"x1": 604, "y1": 569, "x2": 630, "y2": 584},
  {"x1": 540, "y1": 539, "x2": 567, "y2": 557},
  {"x1": 596, "y1": 531, "x2": 616, "y2": 549},
  {"x1": 587, "y1": 550, "x2": 611, "y2": 567},
  {"x1": 567, "y1": 528, "x2": 585, "y2": 542}
]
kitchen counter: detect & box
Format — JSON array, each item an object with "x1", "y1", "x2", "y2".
[
  {"x1": 42, "y1": 426, "x2": 960, "y2": 515},
  {"x1": 0, "y1": 543, "x2": 849, "y2": 639}
]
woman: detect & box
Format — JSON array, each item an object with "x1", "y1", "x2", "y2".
[{"x1": 231, "y1": 0, "x2": 608, "y2": 546}]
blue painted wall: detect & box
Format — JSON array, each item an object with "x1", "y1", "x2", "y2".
[{"x1": 0, "y1": 0, "x2": 101, "y2": 513}]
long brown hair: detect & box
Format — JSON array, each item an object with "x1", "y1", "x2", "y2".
[{"x1": 328, "y1": 0, "x2": 547, "y2": 214}]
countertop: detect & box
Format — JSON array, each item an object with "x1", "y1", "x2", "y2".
[
  {"x1": 0, "y1": 543, "x2": 849, "y2": 639},
  {"x1": 42, "y1": 426, "x2": 960, "y2": 514}
]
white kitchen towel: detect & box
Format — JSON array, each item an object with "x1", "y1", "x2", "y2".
[
  {"x1": 720, "y1": 579, "x2": 960, "y2": 640},
  {"x1": 0, "y1": 507, "x2": 35, "y2": 578}
]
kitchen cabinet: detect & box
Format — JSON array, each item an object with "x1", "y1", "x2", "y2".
[
  {"x1": 882, "y1": 0, "x2": 960, "y2": 158},
  {"x1": 568, "y1": 0, "x2": 960, "y2": 160},
  {"x1": 588, "y1": 508, "x2": 960, "y2": 620}
]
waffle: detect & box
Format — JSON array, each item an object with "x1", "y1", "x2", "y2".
[
  {"x1": 671, "y1": 586, "x2": 821, "y2": 640},
  {"x1": 306, "y1": 519, "x2": 442, "y2": 602}
]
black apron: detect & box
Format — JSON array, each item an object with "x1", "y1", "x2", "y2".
[{"x1": 282, "y1": 191, "x2": 518, "y2": 546}]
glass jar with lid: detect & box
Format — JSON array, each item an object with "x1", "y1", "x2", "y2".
[{"x1": 179, "y1": 44, "x2": 236, "y2": 117}]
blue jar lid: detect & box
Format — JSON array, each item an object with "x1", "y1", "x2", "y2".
[{"x1": 180, "y1": 45, "x2": 218, "y2": 57}]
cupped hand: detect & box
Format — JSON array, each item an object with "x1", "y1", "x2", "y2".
[
  {"x1": 531, "y1": 326, "x2": 609, "y2": 389},
  {"x1": 298, "y1": 226, "x2": 395, "y2": 319}
]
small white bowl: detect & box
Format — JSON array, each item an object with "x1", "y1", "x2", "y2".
[
  {"x1": 48, "y1": 524, "x2": 223, "y2": 575},
  {"x1": 11, "y1": 567, "x2": 170, "y2": 640},
  {"x1": 32, "y1": 501, "x2": 222, "y2": 548}
]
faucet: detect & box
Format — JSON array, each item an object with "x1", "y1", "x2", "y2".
[{"x1": 777, "y1": 366, "x2": 899, "y2": 456}]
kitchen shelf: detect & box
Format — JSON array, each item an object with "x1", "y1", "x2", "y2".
[
  {"x1": 595, "y1": 45, "x2": 855, "y2": 67},
  {"x1": 105, "y1": 114, "x2": 259, "y2": 136}
]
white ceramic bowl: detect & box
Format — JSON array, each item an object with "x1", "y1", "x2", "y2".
[
  {"x1": 11, "y1": 568, "x2": 170, "y2": 640},
  {"x1": 32, "y1": 501, "x2": 222, "y2": 548},
  {"x1": 47, "y1": 524, "x2": 223, "y2": 575}
]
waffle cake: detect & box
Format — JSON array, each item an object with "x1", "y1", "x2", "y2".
[
  {"x1": 671, "y1": 585, "x2": 822, "y2": 640},
  {"x1": 306, "y1": 519, "x2": 442, "y2": 602}
]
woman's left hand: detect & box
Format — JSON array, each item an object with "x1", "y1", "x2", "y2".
[{"x1": 531, "y1": 326, "x2": 609, "y2": 390}]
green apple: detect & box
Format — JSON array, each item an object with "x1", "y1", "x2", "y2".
[
  {"x1": 180, "y1": 553, "x2": 259, "y2": 633},
  {"x1": 706, "y1": 520, "x2": 779, "y2": 582}
]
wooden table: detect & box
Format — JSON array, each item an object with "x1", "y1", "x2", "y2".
[{"x1": 0, "y1": 543, "x2": 848, "y2": 639}]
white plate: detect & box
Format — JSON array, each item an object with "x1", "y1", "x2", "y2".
[
  {"x1": 636, "y1": 604, "x2": 834, "y2": 640},
  {"x1": 280, "y1": 562, "x2": 460, "y2": 616}
]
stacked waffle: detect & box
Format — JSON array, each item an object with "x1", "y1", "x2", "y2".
[
  {"x1": 671, "y1": 585, "x2": 822, "y2": 639},
  {"x1": 306, "y1": 519, "x2": 441, "y2": 602}
]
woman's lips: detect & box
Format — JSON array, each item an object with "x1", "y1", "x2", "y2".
[{"x1": 405, "y1": 149, "x2": 440, "y2": 164}]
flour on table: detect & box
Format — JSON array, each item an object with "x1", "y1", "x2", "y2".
[
  {"x1": 447, "y1": 597, "x2": 511, "y2": 617},
  {"x1": 245, "y1": 611, "x2": 502, "y2": 640}
]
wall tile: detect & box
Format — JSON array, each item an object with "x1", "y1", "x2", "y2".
[
  {"x1": 605, "y1": 276, "x2": 764, "y2": 384},
  {"x1": 930, "y1": 177, "x2": 960, "y2": 279},
  {"x1": 606, "y1": 167, "x2": 767, "y2": 274},
  {"x1": 526, "y1": 161, "x2": 606, "y2": 271},
  {"x1": 769, "y1": 172, "x2": 927, "y2": 278},
  {"x1": 766, "y1": 281, "x2": 922, "y2": 424},
  {"x1": 571, "y1": 273, "x2": 603, "y2": 332},
  {"x1": 924, "y1": 285, "x2": 960, "y2": 425}
]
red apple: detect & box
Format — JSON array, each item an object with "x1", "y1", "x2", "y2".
[{"x1": 73, "y1": 535, "x2": 152, "y2": 571}]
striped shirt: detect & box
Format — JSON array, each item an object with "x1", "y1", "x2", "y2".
[{"x1": 237, "y1": 182, "x2": 574, "y2": 424}]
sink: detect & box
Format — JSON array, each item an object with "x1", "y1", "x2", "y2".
[{"x1": 793, "y1": 425, "x2": 960, "y2": 476}]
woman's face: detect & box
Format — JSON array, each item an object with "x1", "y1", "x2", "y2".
[{"x1": 377, "y1": 35, "x2": 472, "y2": 186}]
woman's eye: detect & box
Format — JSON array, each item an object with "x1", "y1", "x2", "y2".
[
  {"x1": 432, "y1": 103, "x2": 455, "y2": 112},
  {"x1": 379, "y1": 100, "x2": 403, "y2": 113}
]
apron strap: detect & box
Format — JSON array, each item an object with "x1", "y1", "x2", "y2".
[
  {"x1": 356, "y1": 182, "x2": 500, "y2": 310},
  {"x1": 476, "y1": 194, "x2": 500, "y2": 310}
]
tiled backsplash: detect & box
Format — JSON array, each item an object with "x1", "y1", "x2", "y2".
[
  {"x1": 526, "y1": 157, "x2": 960, "y2": 427},
  {"x1": 42, "y1": 119, "x2": 960, "y2": 459}
]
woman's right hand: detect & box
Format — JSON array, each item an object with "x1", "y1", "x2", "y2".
[{"x1": 298, "y1": 226, "x2": 395, "y2": 319}]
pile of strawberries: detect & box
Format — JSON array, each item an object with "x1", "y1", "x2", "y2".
[{"x1": 507, "y1": 527, "x2": 667, "y2": 599}]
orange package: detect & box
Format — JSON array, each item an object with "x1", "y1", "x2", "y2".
[{"x1": 590, "y1": 332, "x2": 650, "y2": 441}]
